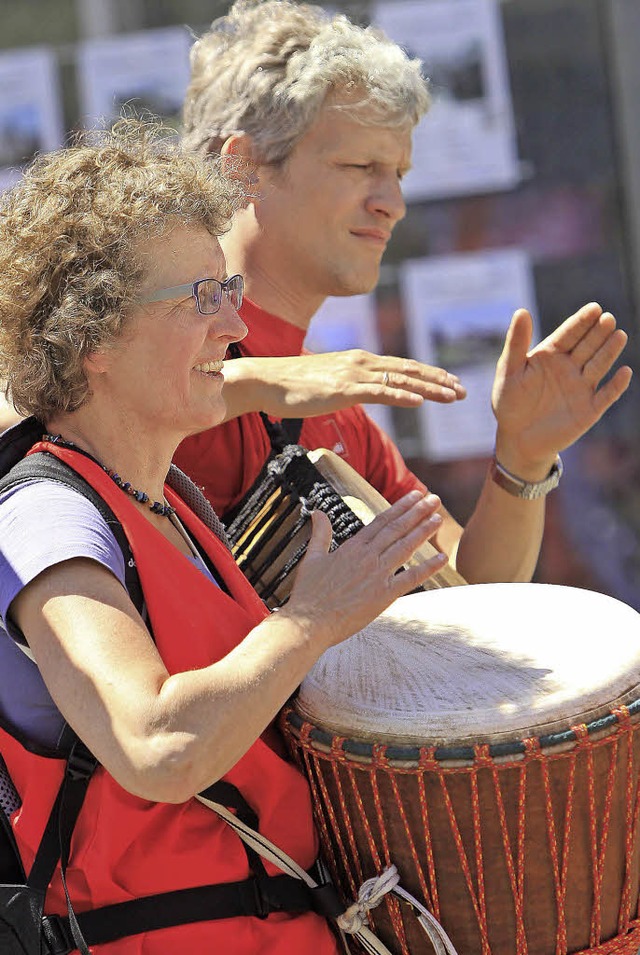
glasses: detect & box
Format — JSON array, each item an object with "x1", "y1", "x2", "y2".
[{"x1": 141, "y1": 274, "x2": 244, "y2": 315}]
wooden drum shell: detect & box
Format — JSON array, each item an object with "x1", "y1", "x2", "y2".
[{"x1": 281, "y1": 585, "x2": 640, "y2": 955}]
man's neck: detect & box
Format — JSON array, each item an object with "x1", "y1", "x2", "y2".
[{"x1": 221, "y1": 219, "x2": 325, "y2": 330}]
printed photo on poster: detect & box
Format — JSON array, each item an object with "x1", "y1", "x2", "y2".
[
  {"x1": 0, "y1": 48, "x2": 64, "y2": 192},
  {"x1": 372, "y1": 0, "x2": 519, "y2": 200},
  {"x1": 401, "y1": 249, "x2": 537, "y2": 461},
  {"x1": 306, "y1": 294, "x2": 395, "y2": 438},
  {"x1": 77, "y1": 27, "x2": 192, "y2": 128}
]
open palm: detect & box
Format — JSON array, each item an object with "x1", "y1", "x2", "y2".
[{"x1": 492, "y1": 303, "x2": 632, "y2": 465}]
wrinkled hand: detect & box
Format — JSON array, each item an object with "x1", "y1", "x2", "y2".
[
  {"x1": 224, "y1": 350, "x2": 466, "y2": 420},
  {"x1": 280, "y1": 491, "x2": 448, "y2": 650},
  {"x1": 492, "y1": 302, "x2": 632, "y2": 475}
]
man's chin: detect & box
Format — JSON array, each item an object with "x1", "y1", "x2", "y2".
[{"x1": 329, "y1": 269, "x2": 380, "y2": 298}]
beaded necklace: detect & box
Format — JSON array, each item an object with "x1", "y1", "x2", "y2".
[{"x1": 42, "y1": 433, "x2": 176, "y2": 518}]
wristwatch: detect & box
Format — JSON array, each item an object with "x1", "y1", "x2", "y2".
[{"x1": 490, "y1": 454, "x2": 563, "y2": 500}]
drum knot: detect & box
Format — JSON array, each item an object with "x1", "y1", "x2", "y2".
[{"x1": 336, "y1": 864, "x2": 401, "y2": 934}]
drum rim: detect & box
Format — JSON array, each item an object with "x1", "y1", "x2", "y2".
[{"x1": 284, "y1": 693, "x2": 640, "y2": 764}]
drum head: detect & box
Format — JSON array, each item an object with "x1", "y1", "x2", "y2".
[{"x1": 296, "y1": 583, "x2": 640, "y2": 747}]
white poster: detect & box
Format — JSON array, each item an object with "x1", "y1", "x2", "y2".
[
  {"x1": 305, "y1": 293, "x2": 394, "y2": 438},
  {"x1": 0, "y1": 48, "x2": 64, "y2": 192},
  {"x1": 401, "y1": 249, "x2": 537, "y2": 461},
  {"x1": 77, "y1": 27, "x2": 192, "y2": 128},
  {"x1": 373, "y1": 0, "x2": 519, "y2": 200}
]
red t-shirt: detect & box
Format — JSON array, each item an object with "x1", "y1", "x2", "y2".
[{"x1": 174, "y1": 298, "x2": 426, "y2": 516}]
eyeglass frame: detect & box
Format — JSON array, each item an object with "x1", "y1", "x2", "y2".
[{"x1": 140, "y1": 274, "x2": 244, "y2": 315}]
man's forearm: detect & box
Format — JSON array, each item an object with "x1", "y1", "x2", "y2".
[{"x1": 454, "y1": 467, "x2": 547, "y2": 583}]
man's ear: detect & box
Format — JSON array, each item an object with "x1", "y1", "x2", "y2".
[
  {"x1": 220, "y1": 134, "x2": 260, "y2": 196},
  {"x1": 220, "y1": 133, "x2": 255, "y2": 162}
]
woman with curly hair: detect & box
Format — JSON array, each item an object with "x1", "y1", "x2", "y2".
[{"x1": 0, "y1": 121, "x2": 447, "y2": 954}]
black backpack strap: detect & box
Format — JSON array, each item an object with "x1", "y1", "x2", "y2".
[
  {"x1": 41, "y1": 871, "x2": 335, "y2": 954},
  {"x1": 0, "y1": 452, "x2": 144, "y2": 618},
  {"x1": 17, "y1": 736, "x2": 98, "y2": 955},
  {"x1": 0, "y1": 756, "x2": 23, "y2": 885},
  {"x1": 38, "y1": 779, "x2": 338, "y2": 955}
]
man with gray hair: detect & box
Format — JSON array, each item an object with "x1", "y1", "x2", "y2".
[{"x1": 174, "y1": 0, "x2": 631, "y2": 582}]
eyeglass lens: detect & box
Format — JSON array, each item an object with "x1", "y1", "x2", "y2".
[{"x1": 196, "y1": 275, "x2": 244, "y2": 314}]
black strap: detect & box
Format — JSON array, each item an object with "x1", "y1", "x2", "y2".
[
  {"x1": 0, "y1": 810, "x2": 24, "y2": 886},
  {"x1": 39, "y1": 774, "x2": 335, "y2": 953},
  {"x1": 258, "y1": 412, "x2": 303, "y2": 453},
  {"x1": 41, "y1": 871, "x2": 341, "y2": 954},
  {"x1": 24, "y1": 738, "x2": 97, "y2": 955}
]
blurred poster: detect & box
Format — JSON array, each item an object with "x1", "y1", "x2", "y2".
[
  {"x1": 77, "y1": 27, "x2": 192, "y2": 128},
  {"x1": 0, "y1": 48, "x2": 64, "y2": 192},
  {"x1": 373, "y1": 0, "x2": 519, "y2": 200},
  {"x1": 306, "y1": 293, "x2": 394, "y2": 438},
  {"x1": 401, "y1": 249, "x2": 537, "y2": 460}
]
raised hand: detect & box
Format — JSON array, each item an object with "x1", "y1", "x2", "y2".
[
  {"x1": 222, "y1": 349, "x2": 466, "y2": 421},
  {"x1": 491, "y1": 303, "x2": 632, "y2": 475},
  {"x1": 280, "y1": 490, "x2": 448, "y2": 651}
]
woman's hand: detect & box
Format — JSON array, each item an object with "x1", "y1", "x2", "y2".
[
  {"x1": 222, "y1": 350, "x2": 466, "y2": 421},
  {"x1": 280, "y1": 490, "x2": 448, "y2": 651}
]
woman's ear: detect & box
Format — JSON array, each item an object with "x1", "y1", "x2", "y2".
[{"x1": 83, "y1": 348, "x2": 110, "y2": 377}]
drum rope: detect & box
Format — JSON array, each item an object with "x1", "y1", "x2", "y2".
[
  {"x1": 336, "y1": 865, "x2": 399, "y2": 933},
  {"x1": 195, "y1": 792, "x2": 460, "y2": 955},
  {"x1": 618, "y1": 705, "x2": 640, "y2": 935},
  {"x1": 283, "y1": 705, "x2": 640, "y2": 955},
  {"x1": 308, "y1": 736, "x2": 412, "y2": 952}
]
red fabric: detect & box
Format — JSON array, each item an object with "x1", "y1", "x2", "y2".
[
  {"x1": 4, "y1": 442, "x2": 338, "y2": 954},
  {"x1": 174, "y1": 298, "x2": 426, "y2": 516}
]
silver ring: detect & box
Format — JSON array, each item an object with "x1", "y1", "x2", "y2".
[{"x1": 382, "y1": 371, "x2": 390, "y2": 387}]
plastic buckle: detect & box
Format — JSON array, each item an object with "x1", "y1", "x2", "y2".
[
  {"x1": 66, "y1": 747, "x2": 97, "y2": 782},
  {"x1": 310, "y1": 881, "x2": 344, "y2": 919},
  {"x1": 251, "y1": 877, "x2": 270, "y2": 920},
  {"x1": 42, "y1": 914, "x2": 73, "y2": 955}
]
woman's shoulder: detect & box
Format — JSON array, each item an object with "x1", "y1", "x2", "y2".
[{"x1": 0, "y1": 478, "x2": 126, "y2": 622}]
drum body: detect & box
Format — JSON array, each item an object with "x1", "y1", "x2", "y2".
[
  {"x1": 225, "y1": 444, "x2": 464, "y2": 609},
  {"x1": 281, "y1": 584, "x2": 640, "y2": 955}
]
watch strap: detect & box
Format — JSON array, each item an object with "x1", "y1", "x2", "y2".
[{"x1": 490, "y1": 455, "x2": 563, "y2": 500}]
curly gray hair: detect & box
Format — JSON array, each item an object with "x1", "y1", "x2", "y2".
[
  {"x1": 182, "y1": 0, "x2": 430, "y2": 163},
  {"x1": 0, "y1": 120, "x2": 245, "y2": 420}
]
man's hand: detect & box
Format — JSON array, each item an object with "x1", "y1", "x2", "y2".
[
  {"x1": 222, "y1": 349, "x2": 466, "y2": 421},
  {"x1": 492, "y1": 302, "x2": 632, "y2": 477}
]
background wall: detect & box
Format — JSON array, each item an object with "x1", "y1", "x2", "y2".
[{"x1": 1, "y1": 0, "x2": 638, "y2": 607}]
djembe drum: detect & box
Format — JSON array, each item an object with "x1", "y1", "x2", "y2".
[
  {"x1": 281, "y1": 584, "x2": 640, "y2": 955},
  {"x1": 225, "y1": 444, "x2": 465, "y2": 608}
]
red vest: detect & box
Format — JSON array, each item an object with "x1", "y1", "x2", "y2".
[{"x1": 2, "y1": 442, "x2": 339, "y2": 954}]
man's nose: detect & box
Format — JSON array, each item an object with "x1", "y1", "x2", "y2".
[{"x1": 366, "y1": 175, "x2": 406, "y2": 225}]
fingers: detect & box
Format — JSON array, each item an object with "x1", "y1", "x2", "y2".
[
  {"x1": 569, "y1": 311, "x2": 617, "y2": 371},
  {"x1": 354, "y1": 490, "x2": 443, "y2": 565},
  {"x1": 305, "y1": 510, "x2": 334, "y2": 557},
  {"x1": 497, "y1": 309, "x2": 534, "y2": 376},
  {"x1": 387, "y1": 551, "x2": 450, "y2": 601},
  {"x1": 542, "y1": 301, "x2": 603, "y2": 353},
  {"x1": 374, "y1": 360, "x2": 466, "y2": 405},
  {"x1": 582, "y1": 326, "x2": 628, "y2": 386},
  {"x1": 592, "y1": 363, "x2": 633, "y2": 418}
]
